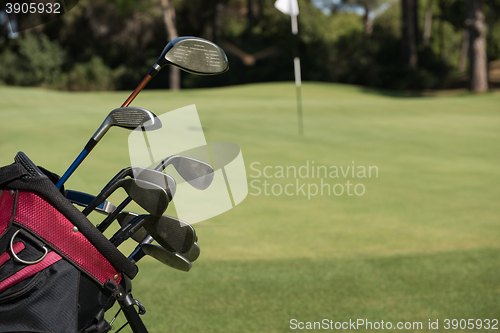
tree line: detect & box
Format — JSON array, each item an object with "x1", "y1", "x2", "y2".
[{"x1": 0, "y1": 0, "x2": 498, "y2": 92}]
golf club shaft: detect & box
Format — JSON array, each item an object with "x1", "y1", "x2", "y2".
[
  {"x1": 97, "y1": 197, "x2": 132, "y2": 232},
  {"x1": 121, "y1": 75, "x2": 152, "y2": 108},
  {"x1": 57, "y1": 76, "x2": 155, "y2": 189},
  {"x1": 56, "y1": 139, "x2": 98, "y2": 189},
  {"x1": 128, "y1": 235, "x2": 154, "y2": 263},
  {"x1": 110, "y1": 216, "x2": 146, "y2": 247}
]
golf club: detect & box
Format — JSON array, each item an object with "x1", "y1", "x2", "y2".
[
  {"x1": 121, "y1": 37, "x2": 229, "y2": 108},
  {"x1": 65, "y1": 190, "x2": 116, "y2": 215},
  {"x1": 87, "y1": 167, "x2": 176, "y2": 232},
  {"x1": 155, "y1": 155, "x2": 214, "y2": 190},
  {"x1": 82, "y1": 178, "x2": 169, "y2": 222},
  {"x1": 142, "y1": 243, "x2": 192, "y2": 272},
  {"x1": 128, "y1": 235, "x2": 192, "y2": 272},
  {"x1": 117, "y1": 211, "x2": 200, "y2": 262},
  {"x1": 116, "y1": 212, "x2": 144, "y2": 242},
  {"x1": 113, "y1": 213, "x2": 196, "y2": 254},
  {"x1": 56, "y1": 107, "x2": 162, "y2": 189},
  {"x1": 143, "y1": 215, "x2": 196, "y2": 254},
  {"x1": 179, "y1": 242, "x2": 200, "y2": 263}
]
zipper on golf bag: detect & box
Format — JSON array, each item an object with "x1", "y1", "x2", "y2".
[{"x1": 0, "y1": 152, "x2": 140, "y2": 332}]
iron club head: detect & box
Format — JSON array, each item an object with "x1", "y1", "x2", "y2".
[{"x1": 156, "y1": 155, "x2": 214, "y2": 190}]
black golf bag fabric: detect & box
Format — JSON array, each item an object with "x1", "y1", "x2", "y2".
[{"x1": 0, "y1": 152, "x2": 138, "y2": 332}]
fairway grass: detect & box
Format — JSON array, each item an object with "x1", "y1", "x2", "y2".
[{"x1": 0, "y1": 83, "x2": 499, "y2": 332}]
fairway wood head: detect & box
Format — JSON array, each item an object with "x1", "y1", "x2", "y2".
[
  {"x1": 154, "y1": 37, "x2": 229, "y2": 75},
  {"x1": 141, "y1": 243, "x2": 192, "y2": 272},
  {"x1": 180, "y1": 242, "x2": 200, "y2": 262},
  {"x1": 143, "y1": 215, "x2": 196, "y2": 254},
  {"x1": 93, "y1": 107, "x2": 162, "y2": 141},
  {"x1": 158, "y1": 155, "x2": 214, "y2": 190}
]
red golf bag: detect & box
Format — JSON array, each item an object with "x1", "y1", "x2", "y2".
[{"x1": 0, "y1": 152, "x2": 139, "y2": 333}]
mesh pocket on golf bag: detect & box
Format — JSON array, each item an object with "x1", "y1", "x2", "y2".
[
  {"x1": 0, "y1": 200, "x2": 114, "y2": 333},
  {"x1": 0, "y1": 224, "x2": 80, "y2": 332}
]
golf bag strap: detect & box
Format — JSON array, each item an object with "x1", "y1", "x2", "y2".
[{"x1": 0, "y1": 164, "x2": 29, "y2": 187}]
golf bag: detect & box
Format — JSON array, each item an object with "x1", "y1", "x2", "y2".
[{"x1": 0, "y1": 152, "x2": 139, "y2": 333}]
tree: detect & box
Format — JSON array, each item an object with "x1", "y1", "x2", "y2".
[
  {"x1": 400, "y1": 0, "x2": 419, "y2": 68},
  {"x1": 161, "y1": 0, "x2": 181, "y2": 90},
  {"x1": 423, "y1": 0, "x2": 435, "y2": 46},
  {"x1": 466, "y1": 0, "x2": 488, "y2": 91},
  {"x1": 338, "y1": 0, "x2": 386, "y2": 36}
]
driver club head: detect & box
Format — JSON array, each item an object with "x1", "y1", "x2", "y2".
[
  {"x1": 92, "y1": 107, "x2": 162, "y2": 141},
  {"x1": 154, "y1": 37, "x2": 229, "y2": 75}
]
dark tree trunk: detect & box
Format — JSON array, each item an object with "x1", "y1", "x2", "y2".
[
  {"x1": 466, "y1": 0, "x2": 488, "y2": 92},
  {"x1": 459, "y1": 29, "x2": 469, "y2": 72},
  {"x1": 423, "y1": 0, "x2": 434, "y2": 46},
  {"x1": 439, "y1": 10, "x2": 444, "y2": 59},
  {"x1": 400, "y1": 0, "x2": 419, "y2": 68},
  {"x1": 246, "y1": 0, "x2": 255, "y2": 47},
  {"x1": 161, "y1": 0, "x2": 180, "y2": 91},
  {"x1": 363, "y1": 4, "x2": 373, "y2": 36}
]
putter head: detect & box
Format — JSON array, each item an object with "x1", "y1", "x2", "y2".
[
  {"x1": 93, "y1": 107, "x2": 162, "y2": 141},
  {"x1": 141, "y1": 243, "x2": 192, "y2": 272},
  {"x1": 158, "y1": 155, "x2": 214, "y2": 190},
  {"x1": 153, "y1": 37, "x2": 229, "y2": 75}
]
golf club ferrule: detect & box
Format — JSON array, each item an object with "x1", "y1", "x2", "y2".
[
  {"x1": 84, "y1": 138, "x2": 98, "y2": 152},
  {"x1": 148, "y1": 64, "x2": 161, "y2": 77}
]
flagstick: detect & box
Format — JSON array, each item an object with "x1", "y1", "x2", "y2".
[
  {"x1": 294, "y1": 57, "x2": 303, "y2": 136},
  {"x1": 291, "y1": 15, "x2": 303, "y2": 136}
]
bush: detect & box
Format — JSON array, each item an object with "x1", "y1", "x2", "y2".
[
  {"x1": 0, "y1": 34, "x2": 66, "y2": 87},
  {"x1": 59, "y1": 56, "x2": 116, "y2": 91},
  {"x1": 312, "y1": 30, "x2": 451, "y2": 90}
]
